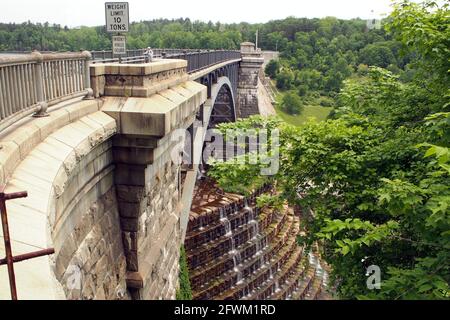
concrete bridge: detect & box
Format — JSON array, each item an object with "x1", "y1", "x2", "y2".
[{"x1": 0, "y1": 43, "x2": 266, "y2": 299}]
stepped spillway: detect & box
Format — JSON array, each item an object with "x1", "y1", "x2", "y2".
[{"x1": 185, "y1": 178, "x2": 330, "y2": 300}]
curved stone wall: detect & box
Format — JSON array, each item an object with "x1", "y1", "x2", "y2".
[{"x1": 0, "y1": 99, "x2": 129, "y2": 299}]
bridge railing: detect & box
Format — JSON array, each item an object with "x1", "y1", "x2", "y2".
[
  {"x1": 91, "y1": 48, "x2": 202, "y2": 63},
  {"x1": 0, "y1": 51, "x2": 92, "y2": 133},
  {"x1": 165, "y1": 50, "x2": 241, "y2": 73},
  {"x1": 91, "y1": 49, "x2": 241, "y2": 73}
]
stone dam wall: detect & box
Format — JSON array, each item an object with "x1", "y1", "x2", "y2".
[{"x1": 185, "y1": 178, "x2": 329, "y2": 300}]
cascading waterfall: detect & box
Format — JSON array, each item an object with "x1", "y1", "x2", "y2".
[
  {"x1": 275, "y1": 279, "x2": 281, "y2": 293},
  {"x1": 246, "y1": 202, "x2": 259, "y2": 236},
  {"x1": 309, "y1": 251, "x2": 329, "y2": 288},
  {"x1": 187, "y1": 179, "x2": 326, "y2": 300},
  {"x1": 220, "y1": 207, "x2": 243, "y2": 285},
  {"x1": 245, "y1": 199, "x2": 266, "y2": 270},
  {"x1": 220, "y1": 207, "x2": 231, "y2": 237}
]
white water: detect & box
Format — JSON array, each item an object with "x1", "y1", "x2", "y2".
[
  {"x1": 246, "y1": 202, "x2": 266, "y2": 271},
  {"x1": 220, "y1": 207, "x2": 244, "y2": 285},
  {"x1": 309, "y1": 251, "x2": 329, "y2": 288},
  {"x1": 275, "y1": 280, "x2": 281, "y2": 293},
  {"x1": 246, "y1": 203, "x2": 259, "y2": 236}
]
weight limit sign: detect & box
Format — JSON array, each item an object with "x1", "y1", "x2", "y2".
[{"x1": 105, "y1": 2, "x2": 129, "y2": 33}]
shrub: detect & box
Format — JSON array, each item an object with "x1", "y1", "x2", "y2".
[
  {"x1": 281, "y1": 91, "x2": 304, "y2": 115},
  {"x1": 317, "y1": 96, "x2": 335, "y2": 107},
  {"x1": 176, "y1": 246, "x2": 192, "y2": 300},
  {"x1": 265, "y1": 59, "x2": 280, "y2": 78}
]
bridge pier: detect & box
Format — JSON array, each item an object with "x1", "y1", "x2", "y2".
[
  {"x1": 236, "y1": 42, "x2": 264, "y2": 118},
  {"x1": 91, "y1": 61, "x2": 207, "y2": 299}
]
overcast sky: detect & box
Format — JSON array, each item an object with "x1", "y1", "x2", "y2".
[{"x1": 1, "y1": 0, "x2": 394, "y2": 26}]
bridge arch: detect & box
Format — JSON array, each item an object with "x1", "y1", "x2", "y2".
[{"x1": 205, "y1": 76, "x2": 237, "y2": 129}]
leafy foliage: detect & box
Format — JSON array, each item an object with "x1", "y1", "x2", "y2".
[
  {"x1": 265, "y1": 59, "x2": 280, "y2": 78},
  {"x1": 208, "y1": 116, "x2": 281, "y2": 196},
  {"x1": 281, "y1": 91, "x2": 304, "y2": 115},
  {"x1": 256, "y1": 193, "x2": 285, "y2": 212},
  {"x1": 176, "y1": 246, "x2": 192, "y2": 300}
]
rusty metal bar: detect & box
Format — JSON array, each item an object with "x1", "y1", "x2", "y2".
[
  {"x1": 0, "y1": 186, "x2": 27, "y2": 300},
  {"x1": 0, "y1": 248, "x2": 55, "y2": 266},
  {"x1": 4, "y1": 190, "x2": 28, "y2": 200},
  {"x1": 0, "y1": 186, "x2": 54, "y2": 300}
]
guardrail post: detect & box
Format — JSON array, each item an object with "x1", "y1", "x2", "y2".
[
  {"x1": 31, "y1": 51, "x2": 48, "y2": 118},
  {"x1": 82, "y1": 51, "x2": 94, "y2": 100}
]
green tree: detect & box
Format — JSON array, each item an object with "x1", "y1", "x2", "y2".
[
  {"x1": 281, "y1": 91, "x2": 304, "y2": 115},
  {"x1": 359, "y1": 42, "x2": 397, "y2": 68},
  {"x1": 276, "y1": 69, "x2": 294, "y2": 90},
  {"x1": 265, "y1": 59, "x2": 280, "y2": 78}
]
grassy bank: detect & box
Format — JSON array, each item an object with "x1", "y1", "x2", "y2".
[{"x1": 274, "y1": 92, "x2": 332, "y2": 126}]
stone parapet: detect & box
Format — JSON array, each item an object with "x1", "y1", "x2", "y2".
[
  {"x1": 90, "y1": 60, "x2": 189, "y2": 98},
  {"x1": 102, "y1": 81, "x2": 206, "y2": 138}
]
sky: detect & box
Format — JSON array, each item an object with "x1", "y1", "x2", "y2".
[{"x1": 1, "y1": 0, "x2": 395, "y2": 27}]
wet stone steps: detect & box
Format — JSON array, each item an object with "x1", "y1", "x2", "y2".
[
  {"x1": 187, "y1": 209, "x2": 282, "y2": 281},
  {"x1": 190, "y1": 207, "x2": 295, "y2": 294},
  {"x1": 185, "y1": 178, "x2": 330, "y2": 300},
  {"x1": 186, "y1": 207, "x2": 277, "y2": 267},
  {"x1": 212, "y1": 217, "x2": 300, "y2": 300},
  {"x1": 192, "y1": 214, "x2": 295, "y2": 299}
]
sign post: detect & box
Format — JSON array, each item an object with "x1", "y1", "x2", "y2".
[{"x1": 105, "y1": 2, "x2": 129, "y2": 63}]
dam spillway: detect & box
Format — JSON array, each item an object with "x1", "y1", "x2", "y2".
[{"x1": 184, "y1": 178, "x2": 330, "y2": 300}]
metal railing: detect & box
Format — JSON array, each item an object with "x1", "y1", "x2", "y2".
[
  {"x1": 0, "y1": 51, "x2": 92, "y2": 133},
  {"x1": 0, "y1": 49, "x2": 239, "y2": 133},
  {"x1": 0, "y1": 186, "x2": 55, "y2": 300},
  {"x1": 90, "y1": 48, "x2": 206, "y2": 62},
  {"x1": 91, "y1": 48, "x2": 145, "y2": 61},
  {"x1": 166, "y1": 50, "x2": 241, "y2": 73},
  {"x1": 91, "y1": 49, "x2": 241, "y2": 74}
]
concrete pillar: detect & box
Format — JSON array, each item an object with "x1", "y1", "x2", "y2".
[{"x1": 236, "y1": 42, "x2": 264, "y2": 118}]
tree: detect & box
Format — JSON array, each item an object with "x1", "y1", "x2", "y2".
[
  {"x1": 281, "y1": 91, "x2": 304, "y2": 115},
  {"x1": 276, "y1": 69, "x2": 294, "y2": 90},
  {"x1": 265, "y1": 59, "x2": 280, "y2": 78},
  {"x1": 359, "y1": 42, "x2": 397, "y2": 68}
]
